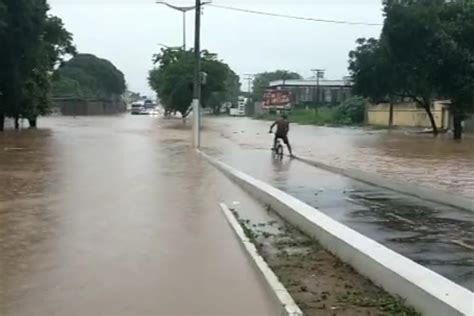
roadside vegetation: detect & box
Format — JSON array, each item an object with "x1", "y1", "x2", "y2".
[
  {"x1": 148, "y1": 48, "x2": 240, "y2": 118},
  {"x1": 349, "y1": 0, "x2": 474, "y2": 140},
  {"x1": 52, "y1": 54, "x2": 126, "y2": 101},
  {"x1": 0, "y1": 0, "x2": 75, "y2": 130},
  {"x1": 231, "y1": 207, "x2": 420, "y2": 316},
  {"x1": 256, "y1": 97, "x2": 366, "y2": 127},
  {"x1": 0, "y1": 1, "x2": 126, "y2": 130}
]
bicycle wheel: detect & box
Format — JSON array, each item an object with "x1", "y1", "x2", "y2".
[{"x1": 276, "y1": 144, "x2": 284, "y2": 159}]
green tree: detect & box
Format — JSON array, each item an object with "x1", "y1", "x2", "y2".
[
  {"x1": 0, "y1": 0, "x2": 48, "y2": 129},
  {"x1": 381, "y1": 0, "x2": 444, "y2": 134},
  {"x1": 0, "y1": 0, "x2": 75, "y2": 130},
  {"x1": 431, "y1": 3, "x2": 474, "y2": 139},
  {"x1": 53, "y1": 54, "x2": 126, "y2": 100},
  {"x1": 252, "y1": 70, "x2": 302, "y2": 101},
  {"x1": 148, "y1": 48, "x2": 239, "y2": 118},
  {"x1": 350, "y1": 0, "x2": 473, "y2": 138},
  {"x1": 21, "y1": 15, "x2": 75, "y2": 127},
  {"x1": 349, "y1": 38, "x2": 399, "y2": 127}
]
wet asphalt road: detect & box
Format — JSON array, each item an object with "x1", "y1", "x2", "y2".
[
  {"x1": 201, "y1": 121, "x2": 474, "y2": 291},
  {"x1": 206, "y1": 117, "x2": 474, "y2": 198},
  {"x1": 0, "y1": 116, "x2": 279, "y2": 316}
]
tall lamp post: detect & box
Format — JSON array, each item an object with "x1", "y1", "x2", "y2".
[
  {"x1": 156, "y1": 1, "x2": 210, "y2": 50},
  {"x1": 156, "y1": 1, "x2": 195, "y2": 50}
]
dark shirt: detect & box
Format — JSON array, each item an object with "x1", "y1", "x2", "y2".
[{"x1": 272, "y1": 119, "x2": 289, "y2": 136}]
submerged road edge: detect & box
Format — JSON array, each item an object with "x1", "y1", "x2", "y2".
[
  {"x1": 294, "y1": 155, "x2": 473, "y2": 212},
  {"x1": 218, "y1": 203, "x2": 304, "y2": 316},
  {"x1": 198, "y1": 150, "x2": 474, "y2": 316}
]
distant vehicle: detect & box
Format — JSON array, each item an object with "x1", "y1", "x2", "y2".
[
  {"x1": 131, "y1": 100, "x2": 159, "y2": 115},
  {"x1": 131, "y1": 101, "x2": 144, "y2": 115},
  {"x1": 230, "y1": 96, "x2": 247, "y2": 116}
]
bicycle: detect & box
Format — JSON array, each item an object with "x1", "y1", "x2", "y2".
[{"x1": 272, "y1": 137, "x2": 284, "y2": 160}]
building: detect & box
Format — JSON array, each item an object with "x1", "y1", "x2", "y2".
[
  {"x1": 267, "y1": 78, "x2": 352, "y2": 107},
  {"x1": 367, "y1": 101, "x2": 451, "y2": 129}
]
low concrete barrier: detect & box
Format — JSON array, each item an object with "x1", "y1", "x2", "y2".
[
  {"x1": 200, "y1": 151, "x2": 474, "y2": 316},
  {"x1": 295, "y1": 155, "x2": 473, "y2": 212}
]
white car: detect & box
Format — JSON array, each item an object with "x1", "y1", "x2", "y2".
[{"x1": 131, "y1": 100, "x2": 159, "y2": 115}]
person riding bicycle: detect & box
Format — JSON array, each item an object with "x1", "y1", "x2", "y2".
[{"x1": 269, "y1": 114, "x2": 294, "y2": 157}]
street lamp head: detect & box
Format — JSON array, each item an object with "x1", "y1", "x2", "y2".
[
  {"x1": 155, "y1": 1, "x2": 212, "y2": 11},
  {"x1": 155, "y1": 1, "x2": 198, "y2": 12},
  {"x1": 157, "y1": 43, "x2": 182, "y2": 50}
]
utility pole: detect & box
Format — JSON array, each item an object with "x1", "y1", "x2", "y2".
[
  {"x1": 192, "y1": 0, "x2": 202, "y2": 148},
  {"x1": 244, "y1": 74, "x2": 254, "y2": 96},
  {"x1": 244, "y1": 74, "x2": 254, "y2": 115},
  {"x1": 311, "y1": 69, "x2": 325, "y2": 107},
  {"x1": 282, "y1": 70, "x2": 289, "y2": 89}
]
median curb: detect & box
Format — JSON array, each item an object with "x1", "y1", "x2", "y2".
[
  {"x1": 219, "y1": 203, "x2": 304, "y2": 316},
  {"x1": 295, "y1": 155, "x2": 473, "y2": 212},
  {"x1": 200, "y1": 151, "x2": 474, "y2": 316}
]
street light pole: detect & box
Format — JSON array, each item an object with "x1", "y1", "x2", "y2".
[
  {"x1": 192, "y1": 0, "x2": 202, "y2": 148},
  {"x1": 156, "y1": 1, "x2": 195, "y2": 49},
  {"x1": 182, "y1": 11, "x2": 186, "y2": 50},
  {"x1": 156, "y1": 1, "x2": 210, "y2": 51},
  {"x1": 311, "y1": 69, "x2": 325, "y2": 106}
]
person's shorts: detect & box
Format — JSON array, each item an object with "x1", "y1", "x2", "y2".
[{"x1": 275, "y1": 133, "x2": 289, "y2": 145}]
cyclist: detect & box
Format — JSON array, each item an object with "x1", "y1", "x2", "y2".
[{"x1": 269, "y1": 114, "x2": 294, "y2": 157}]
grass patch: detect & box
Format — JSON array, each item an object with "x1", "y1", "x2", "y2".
[
  {"x1": 338, "y1": 292, "x2": 420, "y2": 315},
  {"x1": 255, "y1": 108, "x2": 346, "y2": 126},
  {"x1": 255, "y1": 96, "x2": 367, "y2": 126}
]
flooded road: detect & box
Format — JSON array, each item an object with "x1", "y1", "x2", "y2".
[
  {"x1": 0, "y1": 116, "x2": 279, "y2": 316},
  {"x1": 200, "y1": 121, "x2": 474, "y2": 291},
  {"x1": 206, "y1": 117, "x2": 474, "y2": 198}
]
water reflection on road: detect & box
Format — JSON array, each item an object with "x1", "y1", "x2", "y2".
[
  {"x1": 206, "y1": 117, "x2": 474, "y2": 198},
  {"x1": 202, "y1": 130, "x2": 474, "y2": 291},
  {"x1": 0, "y1": 116, "x2": 277, "y2": 316}
]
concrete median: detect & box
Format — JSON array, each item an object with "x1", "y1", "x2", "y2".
[{"x1": 200, "y1": 151, "x2": 474, "y2": 316}]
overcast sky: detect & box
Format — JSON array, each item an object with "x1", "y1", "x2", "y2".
[{"x1": 49, "y1": 0, "x2": 384, "y2": 96}]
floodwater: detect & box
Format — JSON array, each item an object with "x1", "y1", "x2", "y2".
[
  {"x1": 206, "y1": 117, "x2": 474, "y2": 198},
  {"x1": 0, "y1": 116, "x2": 279, "y2": 316},
  {"x1": 200, "y1": 120, "x2": 474, "y2": 291}
]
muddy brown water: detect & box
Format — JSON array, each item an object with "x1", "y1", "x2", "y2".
[
  {"x1": 0, "y1": 115, "x2": 279, "y2": 316},
  {"x1": 206, "y1": 117, "x2": 474, "y2": 198}
]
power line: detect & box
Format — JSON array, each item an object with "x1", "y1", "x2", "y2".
[{"x1": 208, "y1": 4, "x2": 382, "y2": 26}]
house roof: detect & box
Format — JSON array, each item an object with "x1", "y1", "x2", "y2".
[{"x1": 268, "y1": 79, "x2": 352, "y2": 87}]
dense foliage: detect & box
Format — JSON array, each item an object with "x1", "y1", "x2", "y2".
[
  {"x1": 349, "y1": 0, "x2": 474, "y2": 139},
  {"x1": 52, "y1": 54, "x2": 126, "y2": 100},
  {"x1": 148, "y1": 48, "x2": 240, "y2": 117},
  {"x1": 0, "y1": 0, "x2": 75, "y2": 129}
]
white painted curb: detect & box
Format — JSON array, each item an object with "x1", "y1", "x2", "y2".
[
  {"x1": 219, "y1": 203, "x2": 304, "y2": 316},
  {"x1": 295, "y1": 155, "x2": 473, "y2": 212},
  {"x1": 201, "y1": 151, "x2": 474, "y2": 316}
]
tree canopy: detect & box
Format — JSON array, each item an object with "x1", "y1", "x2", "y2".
[
  {"x1": 148, "y1": 48, "x2": 240, "y2": 117},
  {"x1": 0, "y1": 0, "x2": 75, "y2": 129},
  {"x1": 252, "y1": 70, "x2": 302, "y2": 101},
  {"x1": 349, "y1": 0, "x2": 474, "y2": 139},
  {"x1": 53, "y1": 54, "x2": 126, "y2": 100}
]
